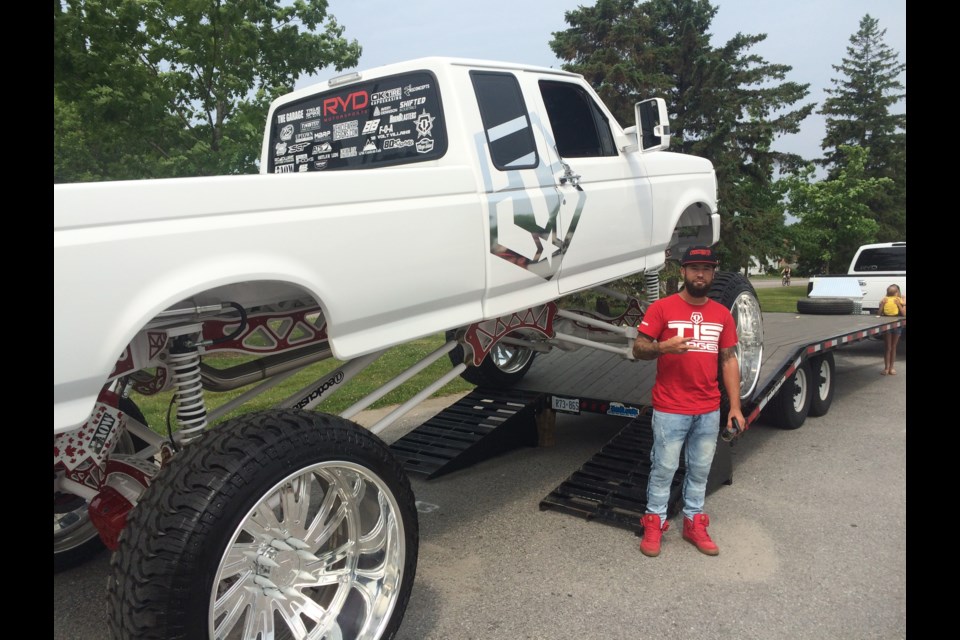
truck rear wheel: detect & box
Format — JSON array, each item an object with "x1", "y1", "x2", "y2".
[
  {"x1": 446, "y1": 330, "x2": 537, "y2": 388},
  {"x1": 766, "y1": 361, "x2": 812, "y2": 429},
  {"x1": 54, "y1": 396, "x2": 143, "y2": 574},
  {"x1": 808, "y1": 352, "x2": 835, "y2": 417},
  {"x1": 107, "y1": 409, "x2": 418, "y2": 640},
  {"x1": 708, "y1": 272, "x2": 764, "y2": 401}
]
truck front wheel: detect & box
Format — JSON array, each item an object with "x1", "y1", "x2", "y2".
[
  {"x1": 708, "y1": 271, "x2": 764, "y2": 401},
  {"x1": 107, "y1": 410, "x2": 419, "y2": 640}
]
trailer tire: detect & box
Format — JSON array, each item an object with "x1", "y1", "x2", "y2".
[
  {"x1": 808, "y1": 352, "x2": 835, "y2": 417},
  {"x1": 446, "y1": 329, "x2": 537, "y2": 388},
  {"x1": 54, "y1": 396, "x2": 143, "y2": 574},
  {"x1": 107, "y1": 409, "x2": 418, "y2": 640},
  {"x1": 708, "y1": 271, "x2": 764, "y2": 401},
  {"x1": 767, "y1": 361, "x2": 812, "y2": 429},
  {"x1": 797, "y1": 297, "x2": 856, "y2": 315}
]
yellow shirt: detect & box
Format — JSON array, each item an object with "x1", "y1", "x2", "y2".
[{"x1": 881, "y1": 296, "x2": 903, "y2": 316}]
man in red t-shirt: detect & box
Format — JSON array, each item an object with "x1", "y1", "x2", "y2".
[{"x1": 632, "y1": 245, "x2": 744, "y2": 557}]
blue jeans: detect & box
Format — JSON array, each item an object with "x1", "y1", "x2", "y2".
[{"x1": 646, "y1": 409, "x2": 720, "y2": 522}]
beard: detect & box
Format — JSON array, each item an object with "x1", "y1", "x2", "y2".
[{"x1": 682, "y1": 274, "x2": 712, "y2": 298}]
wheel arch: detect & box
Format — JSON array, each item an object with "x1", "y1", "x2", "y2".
[{"x1": 55, "y1": 264, "x2": 332, "y2": 434}]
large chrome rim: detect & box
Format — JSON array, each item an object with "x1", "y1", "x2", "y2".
[
  {"x1": 210, "y1": 461, "x2": 406, "y2": 640},
  {"x1": 730, "y1": 291, "x2": 764, "y2": 400},
  {"x1": 489, "y1": 342, "x2": 535, "y2": 374}
]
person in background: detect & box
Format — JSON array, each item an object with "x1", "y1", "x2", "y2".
[
  {"x1": 878, "y1": 284, "x2": 906, "y2": 375},
  {"x1": 632, "y1": 245, "x2": 744, "y2": 557}
]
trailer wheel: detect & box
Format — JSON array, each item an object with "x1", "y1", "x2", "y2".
[
  {"x1": 107, "y1": 410, "x2": 418, "y2": 640},
  {"x1": 797, "y1": 297, "x2": 856, "y2": 315},
  {"x1": 708, "y1": 271, "x2": 764, "y2": 400},
  {"x1": 767, "y1": 361, "x2": 812, "y2": 429},
  {"x1": 54, "y1": 396, "x2": 143, "y2": 574},
  {"x1": 446, "y1": 329, "x2": 537, "y2": 388},
  {"x1": 808, "y1": 352, "x2": 836, "y2": 417}
]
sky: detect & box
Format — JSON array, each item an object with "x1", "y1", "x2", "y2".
[{"x1": 298, "y1": 0, "x2": 906, "y2": 164}]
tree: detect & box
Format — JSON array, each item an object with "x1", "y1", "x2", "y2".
[
  {"x1": 54, "y1": 0, "x2": 361, "y2": 181},
  {"x1": 819, "y1": 14, "x2": 906, "y2": 243},
  {"x1": 781, "y1": 146, "x2": 893, "y2": 275},
  {"x1": 550, "y1": 0, "x2": 815, "y2": 273}
]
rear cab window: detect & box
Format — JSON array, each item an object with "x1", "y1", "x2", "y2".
[
  {"x1": 267, "y1": 71, "x2": 447, "y2": 173},
  {"x1": 852, "y1": 246, "x2": 906, "y2": 272}
]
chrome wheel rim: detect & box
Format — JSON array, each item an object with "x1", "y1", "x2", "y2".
[
  {"x1": 490, "y1": 342, "x2": 534, "y2": 374},
  {"x1": 210, "y1": 461, "x2": 406, "y2": 640},
  {"x1": 730, "y1": 291, "x2": 764, "y2": 399}
]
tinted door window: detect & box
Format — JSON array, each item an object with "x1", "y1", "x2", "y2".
[
  {"x1": 471, "y1": 71, "x2": 538, "y2": 170},
  {"x1": 539, "y1": 80, "x2": 617, "y2": 158}
]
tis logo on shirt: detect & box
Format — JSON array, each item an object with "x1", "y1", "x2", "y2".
[{"x1": 668, "y1": 313, "x2": 722, "y2": 352}]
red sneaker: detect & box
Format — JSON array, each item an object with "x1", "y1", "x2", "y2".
[
  {"x1": 639, "y1": 513, "x2": 669, "y2": 557},
  {"x1": 682, "y1": 514, "x2": 719, "y2": 556}
]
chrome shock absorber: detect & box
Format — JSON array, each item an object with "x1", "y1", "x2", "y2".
[{"x1": 168, "y1": 336, "x2": 208, "y2": 444}]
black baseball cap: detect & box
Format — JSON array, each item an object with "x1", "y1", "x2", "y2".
[{"x1": 680, "y1": 245, "x2": 718, "y2": 266}]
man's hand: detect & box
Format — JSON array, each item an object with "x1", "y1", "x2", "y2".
[{"x1": 632, "y1": 334, "x2": 693, "y2": 360}]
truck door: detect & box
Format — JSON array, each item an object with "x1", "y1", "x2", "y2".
[
  {"x1": 535, "y1": 80, "x2": 653, "y2": 296},
  {"x1": 469, "y1": 71, "x2": 564, "y2": 319}
]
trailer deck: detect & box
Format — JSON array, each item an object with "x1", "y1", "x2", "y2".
[{"x1": 389, "y1": 311, "x2": 905, "y2": 531}]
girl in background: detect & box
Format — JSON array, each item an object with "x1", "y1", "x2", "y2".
[{"x1": 879, "y1": 284, "x2": 906, "y2": 375}]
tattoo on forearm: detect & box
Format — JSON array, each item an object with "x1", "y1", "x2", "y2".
[{"x1": 719, "y1": 346, "x2": 736, "y2": 366}]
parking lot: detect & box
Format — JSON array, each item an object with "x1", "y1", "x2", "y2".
[{"x1": 54, "y1": 338, "x2": 906, "y2": 640}]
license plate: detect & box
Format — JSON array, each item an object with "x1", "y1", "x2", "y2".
[{"x1": 552, "y1": 396, "x2": 580, "y2": 414}]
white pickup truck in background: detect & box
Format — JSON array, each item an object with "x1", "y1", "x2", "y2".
[
  {"x1": 802, "y1": 241, "x2": 906, "y2": 315},
  {"x1": 54, "y1": 56, "x2": 766, "y2": 639}
]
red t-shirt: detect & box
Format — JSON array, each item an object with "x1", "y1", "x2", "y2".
[{"x1": 637, "y1": 294, "x2": 739, "y2": 414}]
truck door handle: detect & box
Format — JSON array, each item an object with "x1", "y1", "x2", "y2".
[{"x1": 558, "y1": 159, "x2": 582, "y2": 189}]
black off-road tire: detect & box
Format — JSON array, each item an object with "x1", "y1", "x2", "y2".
[
  {"x1": 54, "y1": 397, "x2": 145, "y2": 574},
  {"x1": 446, "y1": 329, "x2": 537, "y2": 388},
  {"x1": 797, "y1": 297, "x2": 856, "y2": 315},
  {"x1": 106, "y1": 410, "x2": 419, "y2": 640},
  {"x1": 764, "y1": 361, "x2": 812, "y2": 429},
  {"x1": 808, "y1": 352, "x2": 836, "y2": 417}
]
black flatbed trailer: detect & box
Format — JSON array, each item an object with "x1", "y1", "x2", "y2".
[{"x1": 389, "y1": 311, "x2": 906, "y2": 532}]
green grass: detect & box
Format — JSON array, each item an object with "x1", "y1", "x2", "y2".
[
  {"x1": 755, "y1": 285, "x2": 808, "y2": 312},
  {"x1": 132, "y1": 334, "x2": 475, "y2": 435},
  {"x1": 133, "y1": 282, "x2": 809, "y2": 436}
]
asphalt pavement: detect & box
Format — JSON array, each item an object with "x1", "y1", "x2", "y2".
[{"x1": 54, "y1": 336, "x2": 906, "y2": 640}]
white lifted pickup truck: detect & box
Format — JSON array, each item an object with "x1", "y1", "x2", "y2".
[{"x1": 54, "y1": 56, "x2": 764, "y2": 639}]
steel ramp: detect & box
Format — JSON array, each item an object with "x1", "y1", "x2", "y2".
[
  {"x1": 389, "y1": 387, "x2": 545, "y2": 479},
  {"x1": 539, "y1": 412, "x2": 733, "y2": 533}
]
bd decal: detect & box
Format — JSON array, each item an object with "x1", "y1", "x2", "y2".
[{"x1": 362, "y1": 119, "x2": 381, "y2": 135}]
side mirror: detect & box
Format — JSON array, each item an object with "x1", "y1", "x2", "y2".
[{"x1": 634, "y1": 98, "x2": 671, "y2": 152}]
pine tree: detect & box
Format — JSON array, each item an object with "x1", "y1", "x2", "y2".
[
  {"x1": 550, "y1": 0, "x2": 814, "y2": 272},
  {"x1": 820, "y1": 14, "x2": 906, "y2": 244}
]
